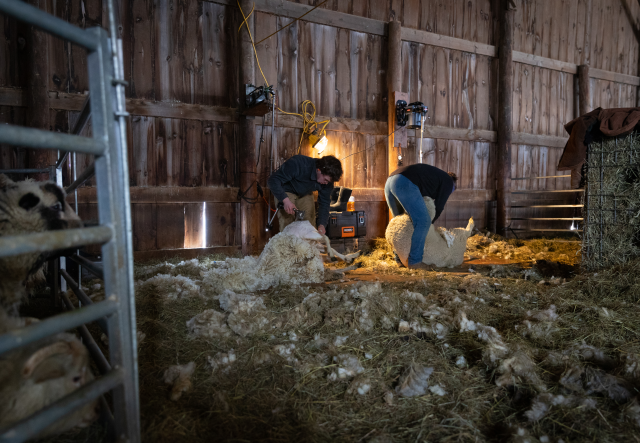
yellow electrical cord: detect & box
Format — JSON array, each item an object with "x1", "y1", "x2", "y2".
[
  {"x1": 237, "y1": 1, "x2": 269, "y2": 87},
  {"x1": 277, "y1": 101, "x2": 329, "y2": 154},
  {"x1": 236, "y1": 3, "x2": 329, "y2": 154}
]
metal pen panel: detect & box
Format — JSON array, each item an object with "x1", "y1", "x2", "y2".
[
  {"x1": 0, "y1": 0, "x2": 98, "y2": 50},
  {"x1": 66, "y1": 254, "x2": 104, "y2": 279},
  {"x1": 86, "y1": 27, "x2": 140, "y2": 440},
  {"x1": 0, "y1": 124, "x2": 105, "y2": 155},
  {"x1": 60, "y1": 269, "x2": 109, "y2": 334},
  {"x1": 0, "y1": 298, "x2": 118, "y2": 356},
  {"x1": 0, "y1": 226, "x2": 112, "y2": 259},
  {"x1": 65, "y1": 163, "x2": 96, "y2": 194},
  {"x1": 0, "y1": 369, "x2": 123, "y2": 443},
  {"x1": 60, "y1": 291, "x2": 111, "y2": 375}
]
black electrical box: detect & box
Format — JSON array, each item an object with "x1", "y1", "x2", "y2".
[{"x1": 325, "y1": 211, "x2": 366, "y2": 239}]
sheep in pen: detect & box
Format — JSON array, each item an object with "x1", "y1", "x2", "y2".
[{"x1": 0, "y1": 176, "x2": 99, "y2": 437}]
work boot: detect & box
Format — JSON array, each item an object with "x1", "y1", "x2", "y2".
[
  {"x1": 393, "y1": 251, "x2": 405, "y2": 267},
  {"x1": 408, "y1": 262, "x2": 432, "y2": 271}
]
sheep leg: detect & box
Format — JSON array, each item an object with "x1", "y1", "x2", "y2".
[{"x1": 322, "y1": 236, "x2": 361, "y2": 264}]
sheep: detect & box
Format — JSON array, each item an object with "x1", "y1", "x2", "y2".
[
  {"x1": 0, "y1": 174, "x2": 82, "y2": 311},
  {"x1": 281, "y1": 221, "x2": 361, "y2": 263},
  {"x1": 385, "y1": 196, "x2": 474, "y2": 268},
  {"x1": 0, "y1": 328, "x2": 99, "y2": 437}
]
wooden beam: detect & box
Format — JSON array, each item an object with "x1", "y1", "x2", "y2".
[
  {"x1": 0, "y1": 88, "x2": 24, "y2": 107},
  {"x1": 71, "y1": 187, "x2": 240, "y2": 204},
  {"x1": 209, "y1": 0, "x2": 386, "y2": 35},
  {"x1": 332, "y1": 188, "x2": 495, "y2": 203},
  {"x1": 387, "y1": 21, "x2": 404, "y2": 179},
  {"x1": 238, "y1": 0, "x2": 260, "y2": 256},
  {"x1": 584, "y1": 0, "x2": 593, "y2": 65},
  {"x1": 589, "y1": 68, "x2": 640, "y2": 86},
  {"x1": 496, "y1": 0, "x2": 514, "y2": 236},
  {"x1": 410, "y1": 126, "x2": 497, "y2": 143},
  {"x1": 511, "y1": 133, "x2": 568, "y2": 148},
  {"x1": 578, "y1": 64, "x2": 591, "y2": 116},
  {"x1": 512, "y1": 51, "x2": 577, "y2": 74},
  {"x1": 26, "y1": 0, "x2": 52, "y2": 181},
  {"x1": 401, "y1": 27, "x2": 496, "y2": 57}
]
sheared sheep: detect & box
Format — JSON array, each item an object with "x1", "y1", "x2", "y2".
[
  {"x1": 0, "y1": 331, "x2": 99, "y2": 437},
  {"x1": 0, "y1": 175, "x2": 82, "y2": 311},
  {"x1": 385, "y1": 196, "x2": 474, "y2": 268}
]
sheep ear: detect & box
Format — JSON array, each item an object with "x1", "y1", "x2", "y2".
[
  {"x1": 0, "y1": 174, "x2": 15, "y2": 191},
  {"x1": 22, "y1": 342, "x2": 71, "y2": 382},
  {"x1": 18, "y1": 192, "x2": 41, "y2": 210}
]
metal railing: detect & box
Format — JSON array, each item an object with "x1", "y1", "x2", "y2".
[
  {"x1": 508, "y1": 173, "x2": 582, "y2": 237},
  {"x1": 0, "y1": 0, "x2": 139, "y2": 441}
]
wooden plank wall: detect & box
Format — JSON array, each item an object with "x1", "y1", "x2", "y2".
[{"x1": 2, "y1": 0, "x2": 640, "y2": 254}]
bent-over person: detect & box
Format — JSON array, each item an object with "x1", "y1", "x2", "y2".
[
  {"x1": 268, "y1": 155, "x2": 343, "y2": 236},
  {"x1": 384, "y1": 164, "x2": 457, "y2": 270}
]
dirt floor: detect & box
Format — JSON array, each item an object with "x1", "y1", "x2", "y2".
[{"x1": 33, "y1": 234, "x2": 640, "y2": 443}]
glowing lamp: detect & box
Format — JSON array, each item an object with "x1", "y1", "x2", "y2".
[{"x1": 309, "y1": 130, "x2": 328, "y2": 154}]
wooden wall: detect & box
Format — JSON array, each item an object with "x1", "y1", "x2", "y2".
[{"x1": 2, "y1": 0, "x2": 640, "y2": 255}]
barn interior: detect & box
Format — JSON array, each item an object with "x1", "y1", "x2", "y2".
[{"x1": 3, "y1": 0, "x2": 640, "y2": 442}]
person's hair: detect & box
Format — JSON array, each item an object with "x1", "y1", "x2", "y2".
[
  {"x1": 316, "y1": 155, "x2": 343, "y2": 182},
  {"x1": 448, "y1": 172, "x2": 458, "y2": 184}
]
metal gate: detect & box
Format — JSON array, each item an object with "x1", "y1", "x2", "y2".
[{"x1": 0, "y1": 0, "x2": 140, "y2": 441}]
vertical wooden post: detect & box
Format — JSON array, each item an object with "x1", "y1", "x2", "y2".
[
  {"x1": 387, "y1": 20, "x2": 402, "y2": 178},
  {"x1": 496, "y1": 0, "x2": 514, "y2": 237},
  {"x1": 583, "y1": 0, "x2": 592, "y2": 67},
  {"x1": 580, "y1": 0, "x2": 593, "y2": 114},
  {"x1": 26, "y1": 0, "x2": 51, "y2": 180},
  {"x1": 238, "y1": 0, "x2": 258, "y2": 255},
  {"x1": 578, "y1": 65, "x2": 591, "y2": 116}
]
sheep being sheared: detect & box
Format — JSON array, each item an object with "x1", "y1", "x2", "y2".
[
  {"x1": 0, "y1": 174, "x2": 82, "y2": 311},
  {"x1": 201, "y1": 221, "x2": 359, "y2": 294},
  {"x1": 386, "y1": 196, "x2": 474, "y2": 268}
]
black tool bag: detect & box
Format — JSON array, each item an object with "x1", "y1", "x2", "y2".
[{"x1": 325, "y1": 210, "x2": 366, "y2": 239}]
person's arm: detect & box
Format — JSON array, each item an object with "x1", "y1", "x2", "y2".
[
  {"x1": 433, "y1": 184, "x2": 452, "y2": 222},
  {"x1": 316, "y1": 184, "x2": 333, "y2": 231},
  {"x1": 268, "y1": 159, "x2": 300, "y2": 203}
]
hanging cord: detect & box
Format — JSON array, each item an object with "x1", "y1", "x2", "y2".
[
  {"x1": 237, "y1": 179, "x2": 261, "y2": 204},
  {"x1": 276, "y1": 100, "x2": 329, "y2": 154},
  {"x1": 255, "y1": 0, "x2": 330, "y2": 45},
  {"x1": 257, "y1": 113, "x2": 266, "y2": 167},
  {"x1": 237, "y1": 1, "x2": 270, "y2": 87},
  {"x1": 340, "y1": 126, "x2": 406, "y2": 161}
]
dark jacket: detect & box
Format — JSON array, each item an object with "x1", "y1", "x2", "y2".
[
  {"x1": 268, "y1": 155, "x2": 334, "y2": 227},
  {"x1": 390, "y1": 164, "x2": 454, "y2": 222}
]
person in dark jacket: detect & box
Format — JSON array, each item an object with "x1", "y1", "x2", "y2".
[
  {"x1": 385, "y1": 164, "x2": 457, "y2": 270},
  {"x1": 268, "y1": 155, "x2": 343, "y2": 235}
]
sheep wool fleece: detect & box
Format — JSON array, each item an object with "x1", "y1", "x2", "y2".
[{"x1": 386, "y1": 197, "x2": 474, "y2": 268}]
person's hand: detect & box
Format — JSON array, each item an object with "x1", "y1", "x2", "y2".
[
  {"x1": 282, "y1": 197, "x2": 297, "y2": 215},
  {"x1": 317, "y1": 224, "x2": 326, "y2": 236}
]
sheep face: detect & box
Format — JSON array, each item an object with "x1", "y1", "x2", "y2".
[
  {"x1": 0, "y1": 175, "x2": 82, "y2": 310},
  {"x1": 386, "y1": 197, "x2": 474, "y2": 268},
  {"x1": 0, "y1": 333, "x2": 99, "y2": 437},
  {"x1": 0, "y1": 174, "x2": 82, "y2": 235}
]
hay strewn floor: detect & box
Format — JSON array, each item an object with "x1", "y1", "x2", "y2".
[{"x1": 39, "y1": 235, "x2": 640, "y2": 443}]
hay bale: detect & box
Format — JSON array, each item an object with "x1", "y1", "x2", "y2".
[{"x1": 583, "y1": 132, "x2": 640, "y2": 269}]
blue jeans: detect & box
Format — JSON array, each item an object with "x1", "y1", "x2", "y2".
[{"x1": 384, "y1": 174, "x2": 431, "y2": 265}]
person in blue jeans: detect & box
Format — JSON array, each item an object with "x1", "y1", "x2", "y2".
[{"x1": 385, "y1": 164, "x2": 457, "y2": 270}]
